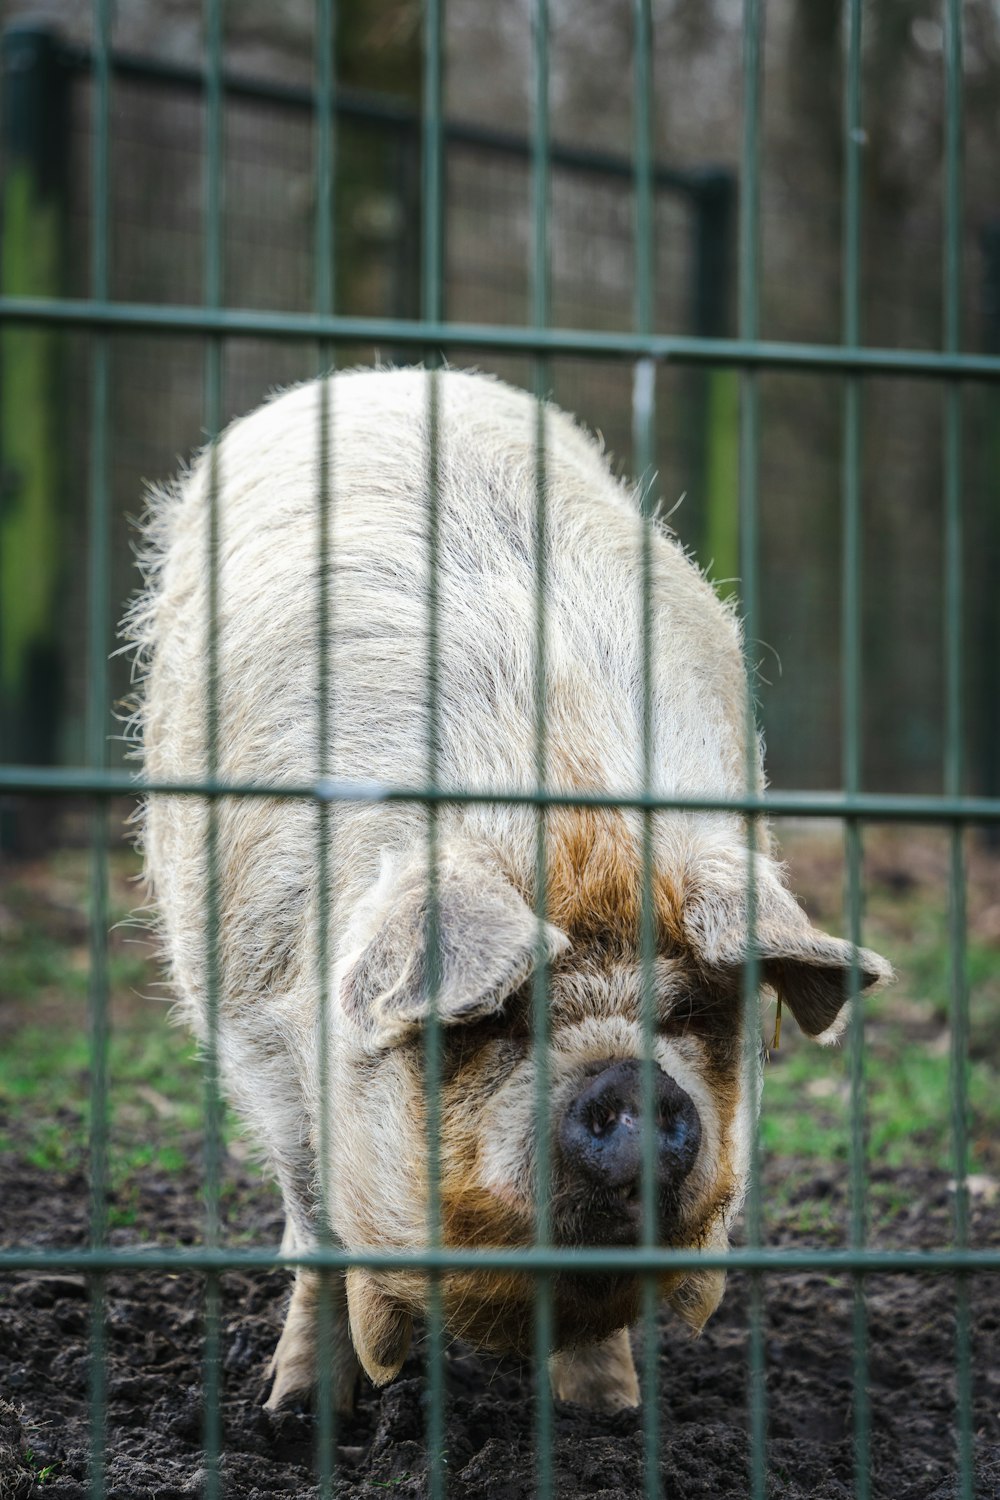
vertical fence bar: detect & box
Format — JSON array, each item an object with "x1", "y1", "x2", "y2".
[
  {"x1": 841, "y1": 4, "x2": 870, "y2": 1498},
  {"x1": 980, "y1": 225, "x2": 1000, "y2": 842},
  {"x1": 86, "y1": 5, "x2": 112, "y2": 1497},
  {"x1": 529, "y1": 3, "x2": 553, "y2": 1496},
  {"x1": 738, "y1": 4, "x2": 766, "y2": 1497},
  {"x1": 942, "y1": 2, "x2": 972, "y2": 1496},
  {"x1": 422, "y1": 3, "x2": 446, "y2": 1495},
  {"x1": 313, "y1": 0, "x2": 337, "y2": 1491},
  {"x1": 423, "y1": 385, "x2": 445, "y2": 1500},
  {"x1": 631, "y1": 3, "x2": 660, "y2": 1497},
  {"x1": 422, "y1": 0, "x2": 444, "y2": 332},
  {"x1": 201, "y1": 1, "x2": 225, "y2": 1495}
]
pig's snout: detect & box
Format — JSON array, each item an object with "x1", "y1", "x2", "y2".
[{"x1": 558, "y1": 1059, "x2": 701, "y2": 1227}]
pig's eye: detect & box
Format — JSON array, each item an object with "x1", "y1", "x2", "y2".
[
  {"x1": 442, "y1": 1027, "x2": 529, "y2": 1089},
  {"x1": 659, "y1": 984, "x2": 738, "y2": 1039},
  {"x1": 440, "y1": 992, "x2": 532, "y2": 1071}
]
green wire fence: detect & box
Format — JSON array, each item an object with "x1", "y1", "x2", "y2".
[{"x1": 1, "y1": 1, "x2": 998, "y2": 1498}]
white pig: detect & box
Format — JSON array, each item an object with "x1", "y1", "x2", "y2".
[{"x1": 126, "y1": 367, "x2": 891, "y2": 1414}]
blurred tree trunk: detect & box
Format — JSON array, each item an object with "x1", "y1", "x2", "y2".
[
  {"x1": 335, "y1": 0, "x2": 421, "y2": 323},
  {"x1": 786, "y1": 0, "x2": 842, "y2": 173},
  {"x1": 0, "y1": 27, "x2": 69, "y2": 852}
]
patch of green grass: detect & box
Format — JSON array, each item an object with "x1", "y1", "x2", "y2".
[
  {"x1": 0, "y1": 1010, "x2": 214, "y2": 1186},
  {"x1": 762, "y1": 879, "x2": 1000, "y2": 1175},
  {"x1": 0, "y1": 1018, "x2": 201, "y2": 1122},
  {"x1": 762, "y1": 1035, "x2": 998, "y2": 1170},
  {"x1": 0, "y1": 919, "x2": 149, "y2": 1002},
  {"x1": 0, "y1": 847, "x2": 214, "y2": 1185},
  {"x1": 23, "y1": 1449, "x2": 57, "y2": 1485},
  {"x1": 767, "y1": 1193, "x2": 843, "y2": 1240},
  {"x1": 0, "y1": 847, "x2": 250, "y2": 1225}
]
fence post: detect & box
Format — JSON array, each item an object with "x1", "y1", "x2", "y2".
[
  {"x1": 980, "y1": 222, "x2": 1000, "y2": 837},
  {"x1": 0, "y1": 24, "x2": 69, "y2": 850},
  {"x1": 688, "y1": 168, "x2": 738, "y2": 593}
]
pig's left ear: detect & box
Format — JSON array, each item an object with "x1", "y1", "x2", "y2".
[
  {"x1": 686, "y1": 856, "x2": 894, "y2": 1044},
  {"x1": 339, "y1": 843, "x2": 570, "y2": 1048}
]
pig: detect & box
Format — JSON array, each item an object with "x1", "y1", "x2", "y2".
[{"x1": 126, "y1": 366, "x2": 892, "y2": 1415}]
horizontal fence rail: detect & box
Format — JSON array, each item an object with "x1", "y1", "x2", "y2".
[
  {"x1": 4, "y1": 293, "x2": 1000, "y2": 378},
  {"x1": 3, "y1": 1248, "x2": 1000, "y2": 1275},
  {"x1": 3, "y1": 765, "x2": 1000, "y2": 821}
]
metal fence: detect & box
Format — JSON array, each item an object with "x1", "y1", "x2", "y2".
[
  {"x1": 5, "y1": 16, "x2": 999, "y2": 805},
  {"x1": 0, "y1": 21, "x2": 737, "y2": 791},
  {"x1": 1, "y1": 2, "x2": 999, "y2": 1499}
]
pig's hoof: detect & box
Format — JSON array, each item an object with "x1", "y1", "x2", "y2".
[
  {"x1": 549, "y1": 1329, "x2": 641, "y2": 1412},
  {"x1": 263, "y1": 1331, "x2": 360, "y2": 1418},
  {"x1": 263, "y1": 1341, "x2": 315, "y2": 1414},
  {"x1": 553, "y1": 1376, "x2": 641, "y2": 1413}
]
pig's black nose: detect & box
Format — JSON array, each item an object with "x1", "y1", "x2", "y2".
[{"x1": 558, "y1": 1059, "x2": 700, "y2": 1204}]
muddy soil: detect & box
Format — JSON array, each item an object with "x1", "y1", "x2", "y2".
[{"x1": 1, "y1": 1152, "x2": 998, "y2": 1500}]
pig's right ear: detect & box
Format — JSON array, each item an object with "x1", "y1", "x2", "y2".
[
  {"x1": 684, "y1": 852, "x2": 894, "y2": 1043},
  {"x1": 339, "y1": 846, "x2": 569, "y2": 1048}
]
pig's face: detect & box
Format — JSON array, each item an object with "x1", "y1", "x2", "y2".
[{"x1": 330, "y1": 816, "x2": 892, "y2": 1388}]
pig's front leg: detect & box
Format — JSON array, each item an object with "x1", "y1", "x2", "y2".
[
  {"x1": 264, "y1": 1257, "x2": 360, "y2": 1416},
  {"x1": 549, "y1": 1327, "x2": 640, "y2": 1411}
]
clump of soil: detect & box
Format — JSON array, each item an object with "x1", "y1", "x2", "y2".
[{"x1": 1, "y1": 1152, "x2": 998, "y2": 1499}]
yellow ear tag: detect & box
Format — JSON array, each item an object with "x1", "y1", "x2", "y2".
[{"x1": 770, "y1": 995, "x2": 782, "y2": 1052}]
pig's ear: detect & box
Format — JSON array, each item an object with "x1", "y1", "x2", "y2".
[
  {"x1": 346, "y1": 1269, "x2": 412, "y2": 1386},
  {"x1": 685, "y1": 855, "x2": 893, "y2": 1044},
  {"x1": 669, "y1": 1266, "x2": 727, "y2": 1336},
  {"x1": 340, "y1": 845, "x2": 569, "y2": 1048}
]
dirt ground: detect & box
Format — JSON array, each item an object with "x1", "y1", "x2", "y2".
[
  {"x1": 1, "y1": 1151, "x2": 998, "y2": 1500},
  {"x1": 2, "y1": 824, "x2": 999, "y2": 1497}
]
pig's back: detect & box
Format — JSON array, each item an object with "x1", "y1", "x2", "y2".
[{"x1": 135, "y1": 368, "x2": 748, "y2": 1016}]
